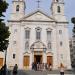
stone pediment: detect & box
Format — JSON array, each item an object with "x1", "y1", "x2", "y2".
[{"x1": 21, "y1": 10, "x2": 55, "y2": 22}]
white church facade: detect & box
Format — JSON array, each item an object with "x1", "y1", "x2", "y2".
[{"x1": 0, "y1": 0, "x2": 71, "y2": 70}]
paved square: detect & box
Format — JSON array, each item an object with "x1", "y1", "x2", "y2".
[{"x1": 47, "y1": 74, "x2": 75, "y2": 75}]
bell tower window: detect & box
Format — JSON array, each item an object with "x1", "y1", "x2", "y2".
[
  {"x1": 16, "y1": 5, "x2": 19, "y2": 12},
  {"x1": 56, "y1": 0, "x2": 59, "y2": 2},
  {"x1": 57, "y1": 6, "x2": 61, "y2": 13}
]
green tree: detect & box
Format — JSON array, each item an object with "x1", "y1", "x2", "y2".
[
  {"x1": 71, "y1": 17, "x2": 75, "y2": 24},
  {"x1": 0, "y1": 0, "x2": 10, "y2": 52},
  {"x1": 71, "y1": 17, "x2": 75, "y2": 32}
]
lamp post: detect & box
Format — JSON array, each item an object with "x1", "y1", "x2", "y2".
[
  {"x1": 4, "y1": 44, "x2": 8, "y2": 75},
  {"x1": 5, "y1": 49, "x2": 7, "y2": 65},
  {"x1": 43, "y1": 47, "x2": 46, "y2": 70},
  {"x1": 43, "y1": 48, "x2": 46, "y2": 53}
]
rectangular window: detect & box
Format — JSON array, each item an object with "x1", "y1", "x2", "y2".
[
  {"x1": 60, "y1": 41, "x2": 63, "y2": 46},
  {"x1": 47, "y1": 31, "x2": 51, "y2": 41},
  {"x1": 36, "y1": 31, "x2": 41, "y2": 40},
  {"x1": 59, "y1": 30, "x2": 62, "y2": 34},
  {"x1": 25, "y1": 30, "x2": 30, "y2": 39}
]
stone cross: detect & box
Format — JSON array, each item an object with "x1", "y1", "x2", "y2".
[{"x1": 36, "y1": 0, "x2": 41, "y2": 8}]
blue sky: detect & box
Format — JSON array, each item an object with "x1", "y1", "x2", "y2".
[{"x1": 5, "y1": 0, "x2": 75, "y2": 37}]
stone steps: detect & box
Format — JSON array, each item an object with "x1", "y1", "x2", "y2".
[{"x1": 7, "y1": 70, "x2": 75, "y2": 75}]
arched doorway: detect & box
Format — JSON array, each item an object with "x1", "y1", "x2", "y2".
[{"x1": 30, "y1": 41, "x2": 46, "y2": 64}]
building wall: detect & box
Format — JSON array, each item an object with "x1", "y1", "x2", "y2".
[{"x1": 6, "y1": 19, "x2": 71, "y2": 70}]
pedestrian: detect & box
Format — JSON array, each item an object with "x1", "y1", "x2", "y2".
[
  {"x1": 0, "y1": 64, "x2": 7, "y2": 75},
  {"x1": 32, "y1": 62, "x2": 34, "y2": 70},
  {"x1": 13, "y1": 64, "x2": 18, "y2": 75},
  {"x1": 42, "y1": 63, "x2": 44, "y2": 71},
  {"x1": 47, "y1": 63, "x2": 49, "y2": 70},
  {"x1": 45, "y1": 63, "x2": 47, "y2": 70},
  {"x1": 49, "y1": 63, "x2": 52, "y2": 71},
  {"x1": 0, "y1": 66, "x2": 3, "y2": 75},
  {"x1": 37, "y1": 62, "x2": 39, "y2": 71},
  {"x1": 3, "y1": 64, "x2": 7, "y2": 75},
  {"x1": 34, "y1": 62, "x2": 37, "y2": 71},
  {"x1": 60, "y1": 63, "x2": 64, "y2": 75},
  {"x1": 40, "y1": 63, "x2": 42, "y2": 71}
]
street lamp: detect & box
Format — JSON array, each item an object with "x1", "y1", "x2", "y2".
[
  {"x1": 43, "y1": 48, "x2": 46, "y2": 53},
  {"x1": 4, "y1": 43, "x2": 8, "y2": 75}
]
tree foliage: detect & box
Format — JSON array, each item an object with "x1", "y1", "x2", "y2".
[
  {"x1": 71, "y1": 17, "x2": 75, "y2": 25},
  {"x1": 71, "y1": 17, "x2": 75, "y2": 33},
  {"x1": 0, "y1": 0, "x2": 10, "y2": 51}
]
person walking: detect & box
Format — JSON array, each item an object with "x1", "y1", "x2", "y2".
[
  {"x1": 32, "y1": 62, "x2": 34, "y2": 70},
  {"x1": 0, "y1": 64, "x2": 7, "y2": 75},
  {"x1": 60, "y1": 63, "x2": 64, "y2": 75},
  {"x1": 49, "y1": 63, "x2": 52, "y2": 71},
  {"x1": 13, "y1": 64, "x2": 18, "y2": 75},
  {"x1": 0, "y1": 66, "x2": 3, "y2": 75}
]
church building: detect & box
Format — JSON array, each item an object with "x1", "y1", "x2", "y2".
[{"x1": 0, "y1": 0, "x2": 71, "y2": 70}]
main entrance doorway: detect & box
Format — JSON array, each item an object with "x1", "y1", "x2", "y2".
[{"x1": 34, "y1": 55, "x2": 42, "y2": 64}]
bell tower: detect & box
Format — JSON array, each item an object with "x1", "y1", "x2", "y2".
[
  {"x1": 51, "y1": 0, "x2": 67, "y2": 22},
  {"x1": 10, "y1": 0, "x2": 26, "y2": 20},
  {"x1": 51, "y1": 0, "x2": 64, "y2": 16}
]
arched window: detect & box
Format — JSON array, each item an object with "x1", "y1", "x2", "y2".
[
  {"x1": 16, "y1": 5, "x2": 19, "y2": 12},
  {"x1": 59, "y1": 30, "x2": 62, "y2": 34},
  {"x1": 25, "y1": 30, "x2": 30, "y2": 39},
  {"x1": 25, "y1": 27, "x2": 30, "y2": 40},
  {"x1": 57, "y1": 6, "x2": 61, "y2": 13},
  {"x1": 56, "y1": 0, "x2": 59, "y2": 2},
  {"x1": 25, "y1": 41, "x2": 29, "y2": 50},
  {"x1": 47, "y1": 31, "x2": 51, "y2": 41},
  {"x1": 13, "y1": 54, "x2": 16, "y2": 59},
  {"x1": 60, "y1": 41, "x2": 63, "y2": 46},
  {"x1": 35, "y1": 27, "x2": 41, "y2": 40}
]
